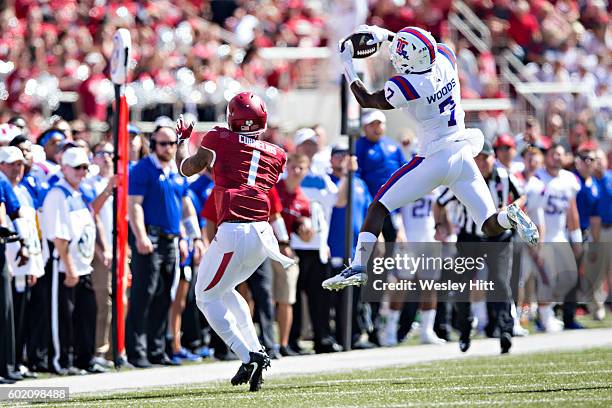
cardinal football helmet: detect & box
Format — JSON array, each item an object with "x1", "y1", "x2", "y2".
[{"x1": 227, "y1": 92, "x2": 267, "y2": 135}]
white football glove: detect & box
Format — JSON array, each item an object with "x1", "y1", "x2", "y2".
[
  {"x1": 355, "y1": 24, "x2": 395, "y2": 46},
  {"x1": 338, "y1": 37, "x2": 354, "y2": 63}
]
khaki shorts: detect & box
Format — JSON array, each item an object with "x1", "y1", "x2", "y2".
[{"x1": 272, "y1": 259, "x2": 299, "y2": 305}]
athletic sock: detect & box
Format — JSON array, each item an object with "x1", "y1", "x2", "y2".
[
  {"x1": 472, "y1": 301, "x2": 488, "y2": 330},
  {"x1": 223, "y1": 290, "x2": 262, "y2": 352},
  {"x1": 497, "y1": 211, "x2": 511, "y2": 229},
  {"x1": 420, "y1": 309, "x2": 436, "y2": 335},
  {"x1": 351, "y1": 232, "x2": 377, "y2": 267},
  {"x1": 386, "y1": 309, "x2": 400, "y2": 329},
  {"x1": 510, "y1": 302, "x2": 521, "y2": 327}
]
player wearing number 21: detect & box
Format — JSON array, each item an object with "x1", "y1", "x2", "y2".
[
  {"x1": 175, "y1": 92, "x2": 294, "y2": 391},
  {"x1": 324, "y1": 25, "x2": 540, "y2": 290}
]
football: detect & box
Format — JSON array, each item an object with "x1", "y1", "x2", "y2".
[{"x1": 343, "y1": 32, "x2": 380, "y2": 59}]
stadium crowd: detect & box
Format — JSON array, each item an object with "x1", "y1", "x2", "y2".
[{"x1": 0, "y1": 0, "x2": 611, "y2": 384}]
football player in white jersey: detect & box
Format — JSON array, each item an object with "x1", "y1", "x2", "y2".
[
  {"x1": 514, "y1": 146, "x2": 547, "y2": 336},
  {"x1": 324, "y1": 25, "x2": 539, "y2": 290},
  {"x1": 533, "y1": 143, "x2": 581, "y2": 331}
]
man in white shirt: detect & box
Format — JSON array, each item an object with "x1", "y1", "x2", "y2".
[
  {"x1": 41, "y1": 148, "x2": 104, "y2": 375},
  {"x1": 0, "y1": 147, "x2": 43, "y2": 378}
]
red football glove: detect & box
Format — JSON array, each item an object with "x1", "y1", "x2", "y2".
[{"x1": 176, "y1": 114, "x2": 195, "y2": 142}]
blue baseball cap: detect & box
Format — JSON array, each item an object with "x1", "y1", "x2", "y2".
[
  {"x1": 37, "y1": 129, "x2": 66, "y2": 147},
  {"x1": 128, "y1": 124, "x2": 141, "y2": 135}
]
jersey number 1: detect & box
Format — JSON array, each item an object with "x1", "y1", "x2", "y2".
[
  {"x1": 438, "y1": 96, "x2": 457, "y2": 127},
  {"x1": 247, "y1": 150, "x2": 261, "y2": 186}
]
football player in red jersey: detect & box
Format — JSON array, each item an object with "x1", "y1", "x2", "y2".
[{"x1": 175, "y1": 92, "x2": 294, "y2": 392}]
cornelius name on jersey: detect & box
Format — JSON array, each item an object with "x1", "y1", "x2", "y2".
[
  {"x1": 426, "y1": 78, "x2": 456, "y2": 104},
  {"x1": 239, "y1": 134, "x2": 278, "y2": 155}
]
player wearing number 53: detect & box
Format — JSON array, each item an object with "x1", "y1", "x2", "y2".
[
  {"x1": 175, "y1": 92, "x2": 294, "y2": 391},
  {"x1": 323, "y1": 25, "x2": 540, "y2": 291}
]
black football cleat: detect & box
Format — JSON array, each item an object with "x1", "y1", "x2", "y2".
[
  {"x1": 500, "y1": 332, "x2": 512, "y2": 354},
  {"x1": 231, "y1": 362, "x2": 254, "y2": 386},
  {"x1": 459, "y1": 332, "x2": 471, "y2": 353},
  {"x1": 230, "y1": 351, "x2": 271, "y2": 392}
]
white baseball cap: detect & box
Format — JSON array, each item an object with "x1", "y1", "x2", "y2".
[
  {"x1": 361, "y1": 110, "x2": 387, "y2": 126},
  {"x1": 294, "y1": 127, "x2": 318, "y2": 146},
  {"x1": 62, "y1": 147, "x2": 90, "y2": 167},
  {"x1": 0, "y1": 146, "x2": 26, "y2": 164}
]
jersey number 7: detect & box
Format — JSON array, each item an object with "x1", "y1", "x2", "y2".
[{"x1": 438, "y1": 96, "x2": 457, "y2": 127}]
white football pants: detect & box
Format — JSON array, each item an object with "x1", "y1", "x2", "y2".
[
  {"x1": 195, "y1": 221, "x2": 292, "y2": 363},
  {"x1": 376, "y1": 140, "x2": 496, "y2": 232}
]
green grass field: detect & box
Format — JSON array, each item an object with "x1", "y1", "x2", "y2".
[{"x1": 20, "y1": 347, "x2": 611, "y2": 408}]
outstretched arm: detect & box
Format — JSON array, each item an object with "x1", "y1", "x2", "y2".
[
  {"x1": 339, "y1": 28, "x2": 394, "y2": 110},
  {"x1": 174, "y1": 114, "x2": 215, "y2": 177},
  {"x1": 349, "y1": 82, "x2": 394, "y2": 110}
]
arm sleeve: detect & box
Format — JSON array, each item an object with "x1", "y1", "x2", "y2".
[{"x1": 384, "y1": 76, "x2": 420, "y2": 109}]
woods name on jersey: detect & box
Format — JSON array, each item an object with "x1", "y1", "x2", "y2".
[{"x1": 426, "y1": 78, "x2": 457, "y2": 104}]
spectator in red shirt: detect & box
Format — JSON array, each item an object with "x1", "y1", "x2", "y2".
[
  {"x1": 507, "y1": 1, "x2": 542, "y2": 59},
  {"x1": 77, "y1": 53, "x2": 108, "y2": 121}
]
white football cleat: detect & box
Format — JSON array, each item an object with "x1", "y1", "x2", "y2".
[
  {"x1": 420, "y1": 330, "x2": 446, "y2": 345},
  {"x1": 322, "y1": 265, "x2": 367, "y2": 291},
  {"x1": 542, "y1": 317, "x2": 564, "y2": 333},
  {"x1": 513, "y1": 325, "x2": 529, "y2": 337},
  {"x1": 507, "y1": 203, "x2": 539, "y2": 247}
]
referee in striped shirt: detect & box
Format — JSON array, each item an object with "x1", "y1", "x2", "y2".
[{"x1": 434, "y1": 141, "x2": 523, "y2": 354}]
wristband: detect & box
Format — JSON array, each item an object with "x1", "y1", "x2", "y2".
[
  {"x1": 183, "y1": 215, "x2": 202, "y2": 240},
  {"x1": 271, "y1": 217, "x2": 289, "y2": 242},
  {"x1": 569, "y1": 229, "x2": 582, "y2": 243}
]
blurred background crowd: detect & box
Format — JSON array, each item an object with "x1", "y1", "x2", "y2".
[{"x1": 0, "y1": 0, "x2": 610, "y2": 383}]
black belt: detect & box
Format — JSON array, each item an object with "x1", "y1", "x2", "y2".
[
  {"x1": 603, "y1": 224, "x2": 612, "y2": 229},
  {"x1": 224, "y1": 219, "x2": 257, "y2": 224},
  {"x1": 146, "y1": 225, "x2": 179, "y2": 239}
]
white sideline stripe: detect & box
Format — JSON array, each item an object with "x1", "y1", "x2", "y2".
[{"x1": 15, "y1": 328, "x2": 612, "y2": 395}]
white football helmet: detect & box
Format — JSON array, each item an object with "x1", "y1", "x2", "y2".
[{"x1": 389, "y1": 27, "x2": 437, "y2": 74}]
